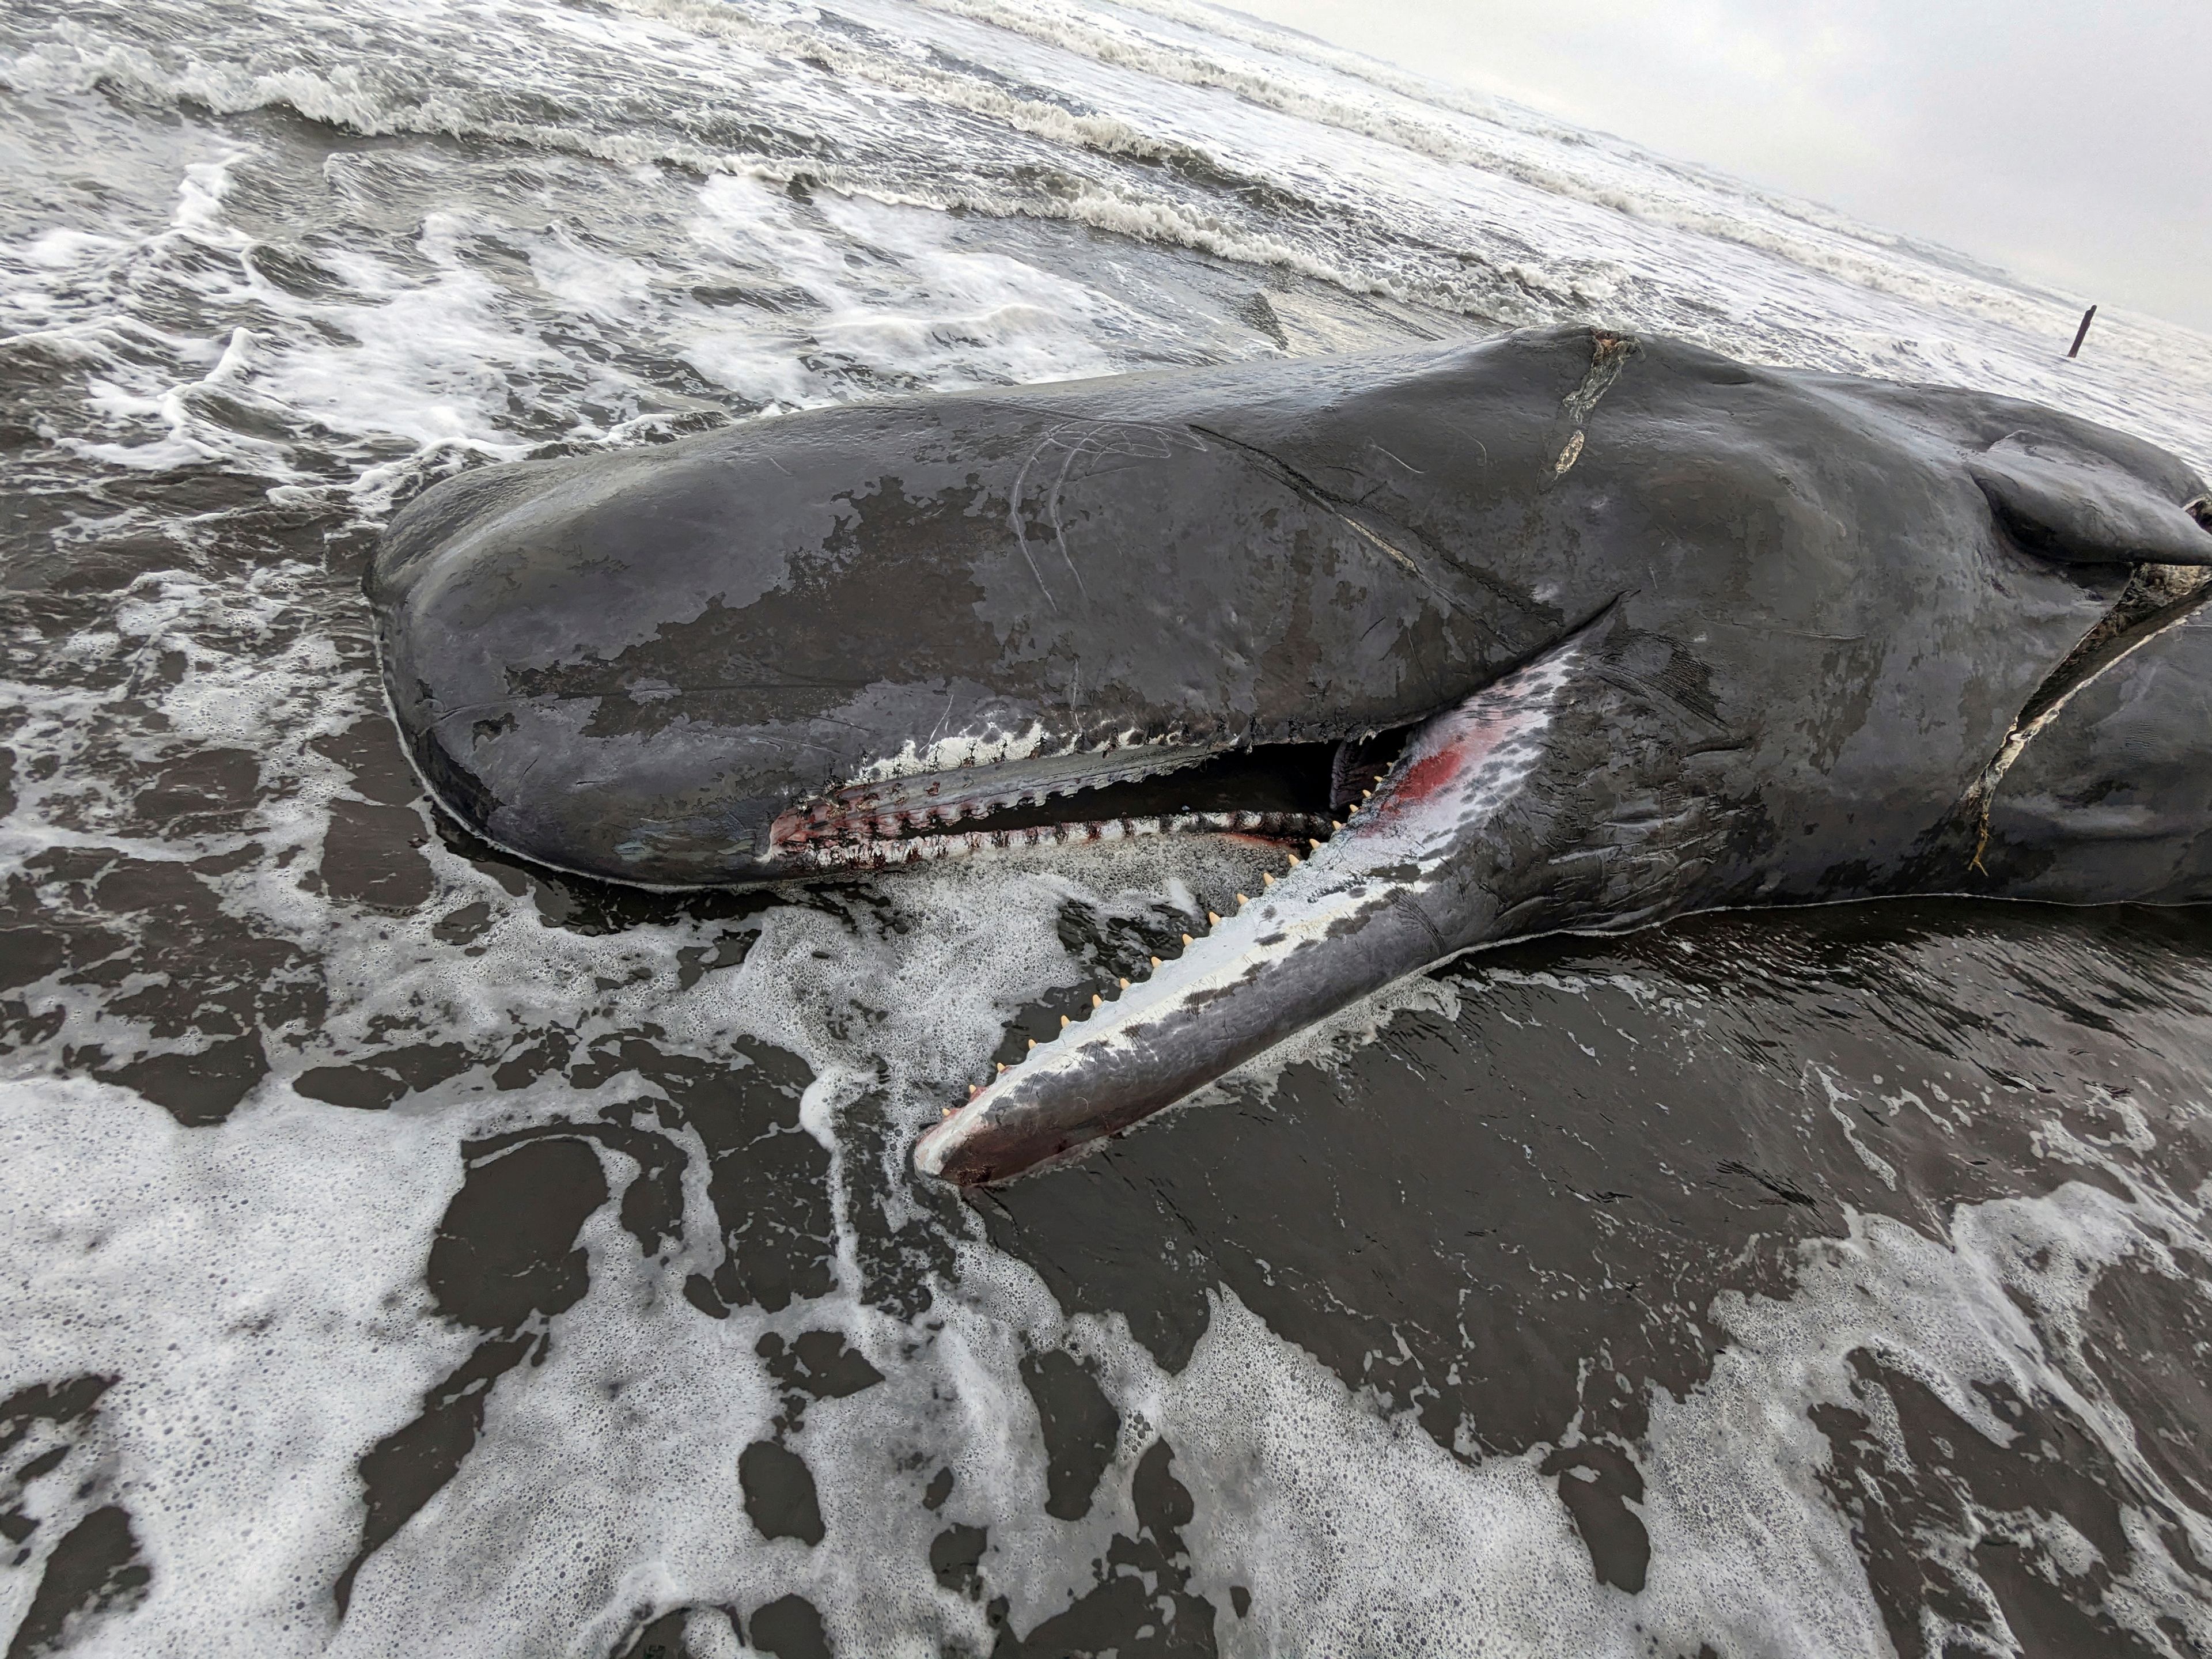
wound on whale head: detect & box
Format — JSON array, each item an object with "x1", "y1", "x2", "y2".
[{"x1": 367, "y1": 325, "x2": 2212, "y2": 1184}]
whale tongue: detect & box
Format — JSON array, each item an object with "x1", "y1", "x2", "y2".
[{"x1": 913, "y1": 641, "x2": 1588, "y2": 1186}]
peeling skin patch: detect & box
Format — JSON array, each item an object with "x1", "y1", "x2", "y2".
[
  {"x1": 1552, "y1": 329, "x2": 1634, "y2": 475},
  {"x1": 844, "y1": 722, "x2": 1060, "y2": 785}
]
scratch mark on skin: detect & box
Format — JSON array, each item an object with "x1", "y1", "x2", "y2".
[
  {"x1": 1047, "y1": 430, "x2": 1097, "y2": 598},
  {"x1": 1013, "y1": 421, "x2": 1206, "y2": 608},
  {"x1": 1186, "y1": 423, "x2": 1436, "y2": 590},
  {"x1": 1183, "y1": 423, "x2": 1544, "y2": 640},
  {"x1": 433, "y1": 680, "x2": 870, "y2": 723},
  {"x1": 1008, "y1": 437, "x2": 1059, "y2": 611},
  {"x1": 1340, "y1": 514, "x2": 1423, "y2": 577},
  {"x1": 1704, "y1": 619, "x2": 1868, "y2": 643}
]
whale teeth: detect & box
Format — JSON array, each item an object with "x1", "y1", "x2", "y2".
[
  {"x1": 1206, "y1": 911, "x2": 1220, "y2": 926},
  {"x1": 1286, "y1": 853, "x2": 1301, "y2": 867},
  {"x1": 968, "y1": 1084, "x2": 981, "y2": 1100},
  {"x1": 1091, "y1": 994, "x2": 1102, "y2": 1009},
  {"x1": 997, "y1": 1062, "x2": 1006, "y2": 1073},
  {"x1": 1118, "y1": 977, "x2": 1130, "y2": 989},
  {"x1": 1027, "y1": 1038, "x2": 1036, "y2": 1050},
  {"x1": 1309, "y1": 838, "x2": 1323, "y2": 851},
  {"x1": 1150, "y1": 955, "x2": 1161, "y2": 968},
  {"x1": 1181, "y1": 933, "x2": 1193, "y2": 946},
  {"x1": 943, "y1": 1107, "x2": 957, "y2": 1119},
  {"x1": 1235, "y1": 893, "x2": 1248, "y2": 906},
  {"x1": 1262, "y1": 872, "x2": 1275, "y2": 886},
  {"x1": 1059, "y1": 1014, "x2": 1070, "y2": 1028}
]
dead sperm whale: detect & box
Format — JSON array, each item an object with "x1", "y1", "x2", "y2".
[{"x1": 366, "y1": 325, "x2": 2212, "y2": 1184}]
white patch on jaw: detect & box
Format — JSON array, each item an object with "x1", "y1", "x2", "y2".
[
  {"x1": 844, "y1": 724, "x2": 1164, "y2": 786},
  {"x1": 848, "y1": 721, "x2": 1056, "y2": 784}
]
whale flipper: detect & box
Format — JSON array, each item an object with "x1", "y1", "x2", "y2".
[{"x1": 1968, "y1": 440, "x2": 2212, "y2": 567}]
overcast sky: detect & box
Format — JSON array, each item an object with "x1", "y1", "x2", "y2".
[{"x1": 1228, "y1": 0, "x2": 2212, "y2": 333}]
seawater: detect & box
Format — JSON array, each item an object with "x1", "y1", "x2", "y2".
[{"x1": 2, "y1": 0, "x2": 2210, "y2": 1654}]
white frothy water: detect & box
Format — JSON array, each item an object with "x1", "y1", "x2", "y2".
[{"x1": 3, "y1": 0, "x2": 2211, "y2": 1650}]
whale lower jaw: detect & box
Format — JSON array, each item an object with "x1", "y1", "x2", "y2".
[{"x1": 916, "y1": 639, "x2": 1588, "y2": 1186}]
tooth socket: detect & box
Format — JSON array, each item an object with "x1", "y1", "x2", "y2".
[{"x1": 774, "y1": 798, "x2": 1341, "y2": 873}]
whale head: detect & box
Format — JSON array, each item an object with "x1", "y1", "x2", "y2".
[{"x1": 369, "y1": 327, "x2": 2212, "y2": 1181}]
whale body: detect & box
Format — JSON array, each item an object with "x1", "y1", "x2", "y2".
[{"x1": 367, "y1": 327, "x2": 2212, "y2": 1184}]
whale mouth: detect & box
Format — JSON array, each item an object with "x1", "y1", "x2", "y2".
[{"x1": 766, "y1": 728, "x2": 1415, "y2": 874}]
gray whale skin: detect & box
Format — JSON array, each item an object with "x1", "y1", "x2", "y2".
[{"x1": 369, "y1": 325, "x2": 2212, "y2": 1185}]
